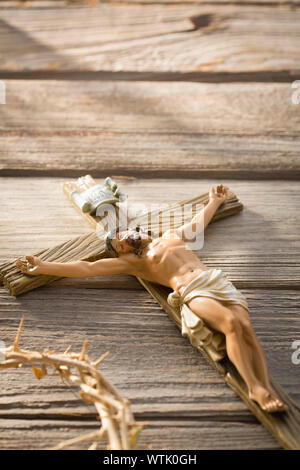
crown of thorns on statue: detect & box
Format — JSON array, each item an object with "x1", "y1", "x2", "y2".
[{"x1": 105, "y1": 225, "x2": 154, "y2": 255}]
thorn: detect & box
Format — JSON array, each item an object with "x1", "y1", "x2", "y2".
[
  {"x1": 79, "y1": 339, "x2": 88, "y2": 361},
  {"x1": 13, "y1": 315, "x2": 24, "y2": 351},
  {"x1": 64, "y1": 345, "x2": 72, "y2": 355},
  {"x1": 92, "y1": 351, "x2": 110, "y2": 367},
  {"x1": 88, "y1": 441, "x2": 98, "y2": 450}
]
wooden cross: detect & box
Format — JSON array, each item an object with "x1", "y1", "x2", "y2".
[{"x1": 1, "y1": 175, "x2": 300, "y2": 450}]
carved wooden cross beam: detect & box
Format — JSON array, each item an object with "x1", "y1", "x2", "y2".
[{"x1": 0, "y1": 176, "x2": 299, "y2": 450}]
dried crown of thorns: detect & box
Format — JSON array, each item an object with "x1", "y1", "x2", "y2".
[{"x1": 0, "y1": 316, "x2": 149, "y2": 450}]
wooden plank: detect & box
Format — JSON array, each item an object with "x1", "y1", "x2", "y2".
[
  {"x1": 2, "y1": 81, "x2": 298, "y2": 134},
  {"x1": 1, "y1": 177, "x2": 300, "y2": 258},
  {"x1": 0, "y1": 4, "x2": 299, "y2": 75},
  {"x1": 0, "y1": 418, "x2": 280, "y2": 450},
  {"x1": 1, "y1": 81, "x2": 300, "y2": 179}
]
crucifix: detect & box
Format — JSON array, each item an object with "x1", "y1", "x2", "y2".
[{"x1": 1, "y1": 175, "x2": 300, "y2": 449}]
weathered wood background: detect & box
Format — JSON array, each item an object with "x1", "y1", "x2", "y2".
[{"x1": 0, "y1": 0, "x2": 299, "y2": 450}]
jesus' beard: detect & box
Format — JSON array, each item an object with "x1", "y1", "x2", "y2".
[{"x1": 123, "y1": 231, "x2": 153, "y2": 257}]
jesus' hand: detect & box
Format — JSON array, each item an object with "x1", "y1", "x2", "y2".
[
  {"x1": 15, "y1": 256, "x2": 43, "y2": 276},
  {"x1": 209, "y1": 185, "x2": 228, "y2": 205}
]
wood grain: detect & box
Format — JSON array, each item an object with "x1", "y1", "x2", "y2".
[
  {"x1": 0, "y1": 418, "x2": 280, "y2": 451},
  {"x1": 0, "y1": 4, "x2": 299, "y2": 75},
  {"x1": 1, "y1": 81, "x2": 300, "y2": 179},
  {"x1": 1, "y1": 177, "x2": 300, "y2": 256}
]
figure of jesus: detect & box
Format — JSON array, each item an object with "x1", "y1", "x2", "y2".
[{"x1": 15, "y1": 185, "x2": 288, "y2": 413}]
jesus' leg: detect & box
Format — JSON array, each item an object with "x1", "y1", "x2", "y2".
[
  {"x1": 185, "y1": 296, "x2": 288, "y2": 413},
  {"x1": 225, "y1": 303, "x2": 288, "y2": 411}
]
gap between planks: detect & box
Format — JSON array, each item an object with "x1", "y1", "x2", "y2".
[
  {"x1": 0, "y1": 70, "x2": 298, "y2": 83},
  {"x1": 1, "y1": 169, "x2": 300, "y2": 181}
]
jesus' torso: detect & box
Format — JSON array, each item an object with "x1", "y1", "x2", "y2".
[{"x1": 122, "y1": 232, "x2": 209, "y2": 294}]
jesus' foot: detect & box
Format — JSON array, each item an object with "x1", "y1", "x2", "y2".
[
  {"x1": 268, "y1": 388, "x2": 289, "y2": 412},
  {"x1": 249, "y1": 384, "x2": 288, "y2": 413}
]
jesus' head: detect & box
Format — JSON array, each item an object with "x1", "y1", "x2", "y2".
[{"x1": 105, "y1": 226, "x2": 154, "y2": 257}]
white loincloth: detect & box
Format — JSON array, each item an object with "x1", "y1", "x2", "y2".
[{"x1": 167, "y1": 268, "x2": 249, "y2": 362}]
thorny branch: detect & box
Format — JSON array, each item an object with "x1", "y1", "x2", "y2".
[{"x1": 0, "y1": 316, "x2": 148, "y2": 450}]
